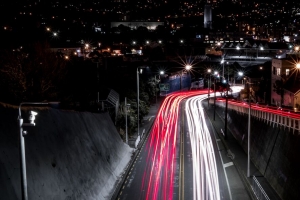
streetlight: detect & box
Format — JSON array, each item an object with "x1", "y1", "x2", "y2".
[
  {"x1": 236, "y1": 71, "x2": 244, "y2": 85},
  {"x1": 213, "y1": 71, "x2": 218, "y2": 121},
  {"x1": 224, "y1": 81, "x2": 229, "y2": 140},
  {"x1": 246, "y1": 79, "x2": 252, "y2": 177},
  {"x1": 226, "y1": 61, "x2": 229, "y2": 83},
  {"x1": 125, "y1": 97, "x2": 130, "y2": 144},
  {"x1": 154, "y1": 70, "x2": 164, "y2": 103},
  {"x1": 180, "y1": 64, "x2": 192, "y2": 90},
  {"x1": 18, "y1": 102, "x2": 48, "y2": 200},
  {"x1": 92, "y1": 53, "x2": 101, "y2": 110},
  {"x1": 221, "y1": 59, "x2": 225, "y2": 82},
  {"x1": 296, "y1": 63, "x2": 300, "y2": 69},
  {"x1": 137, "y1": 66, "x2": 148, "y2": 138},
  {"x1": 137, "y1": 68, "x2": 140, "y2": 138},
  {"x1": 207, "y1": 69, "x2": 212, "y2": 106}
]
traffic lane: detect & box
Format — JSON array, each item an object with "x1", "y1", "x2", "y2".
[
  {"x1": 204, "y1": 103, "x2": 251, "y2": 200},
  {"x1": 185, "y1": 95, "x2": 221, "y2": 200},
  {"x1": 118, "y1": 94, "x2": 181, "y2": 200},
  {"x1": 183, "y1": 104, "x2": 194, "y2": 200}
]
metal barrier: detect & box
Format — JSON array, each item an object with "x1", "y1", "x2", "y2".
[
  {"x1": 216, "y1": 101, "x2": 300, "y2": 134},
  {"x1": 252, "y1": 176, "x2": 270, "y2": 200}
]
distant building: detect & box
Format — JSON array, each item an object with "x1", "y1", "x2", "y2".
[
  {"x1": 204, "y1": 3, "x2": 212, "y2": 29},
  {"x1": 271, "y1": 55, "x2": 300, "y2": 110},
  {"x1": 111, "y1": 22, "x2": 164, "y2": 30}
]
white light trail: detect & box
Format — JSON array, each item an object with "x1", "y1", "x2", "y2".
[{"x1": 185, "y1": 94, "x2": 221, "y2": 200}]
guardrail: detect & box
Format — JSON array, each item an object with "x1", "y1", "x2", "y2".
[
  {"x1": 252, "y1": 176, "x2": 270, "y2": 200},
  {"x1": 216, "y1": 100, "x2": 300, "y2": 134}
]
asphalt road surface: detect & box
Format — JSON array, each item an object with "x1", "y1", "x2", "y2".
[{"x1": 117, "y1": 89, "x2": 251, "y2": 200}]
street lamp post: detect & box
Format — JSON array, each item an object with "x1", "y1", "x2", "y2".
[
  {"x1": 155, "y1": 70, "x2": 164, "y2": 102},
  {"x1": 18, "y1": 102, "x2": 49, "y2": 200},
  {"x1": 213, "y1": 76, "x2": 217, "y2": 121},
  {"x1": 137, "y1": 68, "x2": 140, "y2": 138},
  {"x1": 213, "y1": 71, "x2": 218, "y2": 121},
  {"x1": 136, "y1": 66, "x2": 148, "y2": 138},
  {"x1": 154, "y1": 75, "x2": 157, "y2": 103},
  {"x1": 224, "y1": 83, "x2": 229, "y2": 140},
  {"x1": 92, "y1": 54, "x2": 100, "y2": 110},
  {"x1": 125, "y1": 97, "x2": 130, "y2": 144},
  {"x1": 179, "y1": 64, "x2": 192, "y2": 91},
  {"x1": 247, "y1": 80, "x2": 252, "y2": 177},
  {"x1": 207, "y1": 69, "x2": 212, "y2": 106},
  {"x1": 227, "y1": 62, "x2": 229, "y2": 83},
  {"x1": 237, "y1": 71, "x2": 244, "y2": 85},
  {"x1": 221, "y1": 59, "x2": 225, "y2": 82}
]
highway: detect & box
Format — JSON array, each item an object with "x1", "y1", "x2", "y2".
[{"x1": 116, "y1": 87, "x2": 249, "y2": 200}]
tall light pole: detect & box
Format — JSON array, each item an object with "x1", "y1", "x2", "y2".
[
  {"x1": 179, "y1": 64, "x2": 192, "y2": 91},
  {"x1": 237, "y1": 71, "x2": 244, "y2": 85},
  {"x1": 18, "y1": 102, "x2": 49, "y2": 200},
  {"x1": 224, "y1": 82, "x2": 229, "y2": 140},
  {"x1": 213, "y1": 71, "x2": 218, "y2": 121},
  {"x1": 136, "y1": 66, "x2": 148, "y2": 138},
  {"x1": 137, "y1": 68, "x2": 140, "y2": 137},
  {"x1": 227, "y1": 61, "x2": 229, "y2": 83},
  {"x1": 247, "y1": 79, "x2": 252, "y2": 177},
  {"x1": 154, "y1": 70, "x2": 164, "y2": 103},
  {"x1": 154, "y1": 75, "x2": 157, "y2": 103},
  {"x1": 92, "y1": 54, "x2": 100, "y2": 110},
  {"x1": 207, "y1": 69, "x2": 212, "y2": 106},
  {"x1": 125, "y1": 97, "x2": 130, "y2": 144},
  {"x1": 221, "y1": 59, "x2": 225, "y2": 82}
]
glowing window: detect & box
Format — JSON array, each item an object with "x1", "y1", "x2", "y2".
[{"x1": 276, "y1": 68, "x2": 281, "y2": 76}]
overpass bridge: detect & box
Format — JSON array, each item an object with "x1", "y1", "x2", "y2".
[{"x1": 203, "y1": 56, "x2": 272, "y2": 67}]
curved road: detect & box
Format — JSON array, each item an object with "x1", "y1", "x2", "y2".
[{"x1": 117, "y1": 88, "x2": 245, "y2": 200}]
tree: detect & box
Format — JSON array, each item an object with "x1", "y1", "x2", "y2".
[
  {"x1": 0, "y1": 41, "x2": 68, "y2": 104},
  {"x1": 273, "y1": 79, "x2": 285, "y2": 106},
  {"x1": 0, "y1": 49, "x2": 27, "y2": 103}
]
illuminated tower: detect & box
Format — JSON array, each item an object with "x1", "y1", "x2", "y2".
[{"x1": 204, "y1": 1, "x2": 212, "y2": 29}]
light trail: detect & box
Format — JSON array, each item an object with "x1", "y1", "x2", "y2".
[
  {"x1": 120, "y1": 85, "x2": 299, "y2": 200},
  {"x1": 185, "y1": 94, "x2": 221, "y2": 200},
  {"x1": 140, "y1": 86, "x2": 246, "y2": 199},
  {"x1": 141, "y1": 90, "x2": 221, "y2": 200},
  {"x1": 142, "y1": 92, "x2": 189, "y2": 200}
]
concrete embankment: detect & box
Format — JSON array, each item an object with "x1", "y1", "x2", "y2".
[
  {"x1": 214, "y1": 102, "x2": 300, "y2": 200},
  {"x1": 0, "y1": 103, "x2": 133, "y2": 200}
]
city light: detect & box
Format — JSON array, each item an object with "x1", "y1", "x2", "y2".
[{"x1": 185, "y1": 64, "x2": 192, "y2": 70}]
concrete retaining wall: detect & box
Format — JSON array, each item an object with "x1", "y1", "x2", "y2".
[
  {"x1": 215, "y1": 103, "x2": 300, "y2": 200},
  {"x1": 0, "y1": 103, "x2": 133, "y2": 200}
]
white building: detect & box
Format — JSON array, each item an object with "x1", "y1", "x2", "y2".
[
  {"x1": 111, "y1": 21, "x2": 164, "y2": 31},
  {"x1": 271, "y1": 56, "x2": 300, "y2": 110}
]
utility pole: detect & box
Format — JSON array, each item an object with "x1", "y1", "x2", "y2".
[
  {"x1": 214, "y1": 78, "x2": 216, "y2": 121},
  {"x1": 247, "y1": 80, "x2": 251, "y2": 177},
  {"x1": 224, "y1": 84, "x2": 228, "y2": 140}
]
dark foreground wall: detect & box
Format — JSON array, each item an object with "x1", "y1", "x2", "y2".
[
  {"x1": 0, "y1": 103, "x2": 132, "y2": 200},
  {"x1": 215, "y1": 103, "x2": 300, "y2": 200}
]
